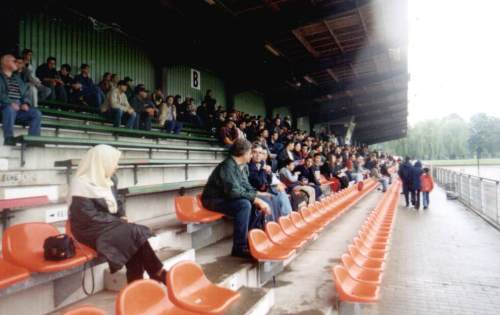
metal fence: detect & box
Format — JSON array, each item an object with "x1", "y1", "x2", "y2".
[{"x1": 432, "y1": 167, "x2": 500, "y2": 228}]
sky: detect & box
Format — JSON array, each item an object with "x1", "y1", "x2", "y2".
[{"x1": 407, "y1": 0, "x2": 500, "y2": 125}]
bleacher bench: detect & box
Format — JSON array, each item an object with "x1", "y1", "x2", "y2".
[
  {"x1": 14, "y1": 135, "x2": 227, "y2": 166},
  {"x1": 55, "y1": 158, "x2": 220, "y2": 184}
]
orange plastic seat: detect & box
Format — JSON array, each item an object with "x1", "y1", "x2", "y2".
[
  {"x1": 351, "y1": 240, "x2": 388, "y2": 260},
  {"x1": 249, "y1": 229, "x2": 296, "y2": 260},
  {"x1": 0, "y1": 258, "x2": 30, "y2": 289},
  {"x1": 265, "y1": 222, "x2": 306, "y2": 249},
  {"x1": 348, "y1": 245, "x2": 385, "y2": 271},
  {"x1": 353, "y1": 237, "x2": 387, "y2": 251},
  {"x1": 167, "y1": 261, "x2": 240, "y2": 315},
  {"x1": 66, "y1": 221, "x2": 97, "y2": 260},
  {"x1": 116, "y1": 279, "x2": 197, "y2": 315},
  {"x1": 332, "y1": 265, "x2": 380, "y2": 303},
  {"x1": 299, "y1": 209, "x2": 328, "y2": 229},
  {"x1": 278, "y1": 216, "x2": 316, "y2": 241},
  {"x1": 175, "y1": 196, "x2": 224, "y2": 223},
  {"x1": 290, "y1": 212, "x2": 321, "y2": 233},
  {"x1": 341, "y1": 254, "x2": 382, "y2": 285},
  {"x1": 62, "y1": 305, "x2": 107, "y2": 315},
  {"x1": 2, "y1": 223, "x2": 88, "y2": 272}
]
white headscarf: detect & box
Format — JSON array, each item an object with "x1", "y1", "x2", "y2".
[{"x1": 69, "y1": 145, "x2": 122, "y2": 214}]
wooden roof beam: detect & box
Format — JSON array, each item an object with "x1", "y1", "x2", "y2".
[
  {"x1": 323, "y1": 21, "x2": 344, "y2": 54},
  {"x1": 292, "y1": 29, "x2": 320, "y2": 58}
]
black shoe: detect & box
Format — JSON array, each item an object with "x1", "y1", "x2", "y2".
[
  {"x1": 231, "y1": 248, "x2": 252, "y2": 259},
  {"x1": 424, "y1": 207, "x2": 428, "y2": 210},
  {"x1": 3, "y1": 137, "x2": 15, "y2": 146}
]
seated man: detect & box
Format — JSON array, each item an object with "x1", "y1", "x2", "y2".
[
  {"x1": 321, "y1": 153, "x2": 349, "y2": 190},
  {"x1": 279, "y1": 158, "x2": 317, "y2": 205},
  {"x1": 100, "y1": 80, "x2": 137, "y2": 129},
  {"x1": 0, "y1": 53, "x2": 42, "y2": 145},
  {"x1": 130, "y1": 86, "x2": 156, "y2": 131},
  {"x1": 248, "y1": 143, "x2": 292, "y2": 217},
  {"x1": 295, "y1": 156, "x2": 322, "y2": 201},
  {"x1": 74, "y1": 64, "x2": 102, "y2": 107},
  {"x1": 218, "y1": 119, "x2": 238, "y2": 147},
  {"x1": 201, "y1": 139, "x2": 273, "y2": 259},
  {"x1": 35, "y1": 57, "x2": 67, "y2": 102}
]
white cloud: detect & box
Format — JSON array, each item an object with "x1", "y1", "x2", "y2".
[{"x1": 408, "y1": 0, "x2": 500, "y2": 125}]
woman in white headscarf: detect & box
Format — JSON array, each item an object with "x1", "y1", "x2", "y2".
[{"x1": 68, "y1": 145, "x2": 166, "y2": 284}]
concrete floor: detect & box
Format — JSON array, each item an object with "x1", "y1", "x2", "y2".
[
  {"x1": 268, "y1": 189, "x2": 384, "y2": 315},
  {"x1": 268, "y1": 184, "x2": 500, "y2": 315}
]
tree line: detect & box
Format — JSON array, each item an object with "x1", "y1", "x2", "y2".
[{"x1": 378, "y1": 113, "x2": 500, "y2": 160}]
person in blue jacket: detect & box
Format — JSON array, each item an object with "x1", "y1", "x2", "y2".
[
  {"x1": 410, "y1": 160, "x2": 424, "y2": 210},
  {"x1": 398, "y1": 156, "x2": 413, "y2": 207}
]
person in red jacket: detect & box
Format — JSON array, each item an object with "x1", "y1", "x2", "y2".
[{"x1": 420, "y1": 168, "x2": 434, "y2": 209}]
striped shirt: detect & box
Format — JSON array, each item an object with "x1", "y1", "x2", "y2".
[{"x1": 6, "y1": 75, "x2": 21, "y2": 103}]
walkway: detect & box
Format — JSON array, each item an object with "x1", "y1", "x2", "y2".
[{"x1": 269, "y1": 184, "x2": 500, "y2": 315}]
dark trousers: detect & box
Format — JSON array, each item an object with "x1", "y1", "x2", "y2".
[
  {"x1": 125, "y1": 241, "x2": 164, "y2": 283},
  {"x1": 403, "y1": 184, "x2": 410, "y2": 206},
  {"x1": 411, "y1": 189, "x2": 421, "y2": 209},
  {"x1": 203, "y1": 198, "x2": 263, "y2": 252}
]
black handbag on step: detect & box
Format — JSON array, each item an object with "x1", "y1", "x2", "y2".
[{"x1": 43, "y1": 234, "x2": 76, "y2": 261}]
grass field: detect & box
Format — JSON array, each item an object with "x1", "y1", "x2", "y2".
[{"x1": 424, "y1": 159, "x2": 500, "y2": 166}]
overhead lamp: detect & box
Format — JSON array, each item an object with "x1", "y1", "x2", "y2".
[{"x1": 265, "y1": 44, "x2": 281, "y2": 57}]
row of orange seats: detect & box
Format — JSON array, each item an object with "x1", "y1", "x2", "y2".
[
  {"x1": 332, "y1": 179, "x2": 402, "y2": 303},
  {"x1": 248, "y1": 178, "x2": 379, "y2": 262},
  {"x1": 61, "y1": 260, "x2": 240, "y2": 315}
]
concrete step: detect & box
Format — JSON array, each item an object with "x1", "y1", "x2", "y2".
[
  {"x1": 0, "y1": 163, "x2": 216, "y2": 188},
  {"x1": 103, "y1": 247, "x2": 195, "y2": 292},
  {"x1": 2, "y1": 145, "x2": 221, "y2": 170},
  {"x1": 1, "y1": 125, "x2": 216, "y2": 147},
  {"x1": 0, "y1": 247, "x2": 193, "y2": 315},
  {"x1": 47, "y1": 285, "x2": 274, "y2": 315},
  {"x1": 0, "y1": 184, "x2": 60, "y2": 201}
]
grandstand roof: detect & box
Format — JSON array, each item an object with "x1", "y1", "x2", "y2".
[{"x1": 23, "y1": 0, "x2": 408, "y2": 144}]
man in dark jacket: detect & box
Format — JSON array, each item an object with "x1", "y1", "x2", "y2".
[
  {"x1": 36, "y1": 56, "x2": 67, "y2": 102},
  {"x1": 398, "y1": 156, "x2": 413, "y2": 207},
  {"x1": 202, "y1": 138, "x2": 272, "y2": 258},
  {"x1": 410, "y1": 160, "x2": 424, "y2": 210},
  {"x1": 1, "y1": 53, "x2": 42, "y2": 145}
]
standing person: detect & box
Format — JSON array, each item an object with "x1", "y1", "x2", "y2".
[
  {"x1": 0, "y1": 53, "x2": 42, "y2": 145},
  {"x1": 398, "y1": 156, "x2": 413, "y2": 208},
  {"x1": 411, "y1": 161, "x2": 424, "y2": 210},
  {"x1": 420, "y1": 168, "x2": 434, "y2": 210},
  {"x1": 68, "y1": 145, "x2": 168, "y2": 284},
  {"x1": 204, "y1": 89, "x2": 216, "y2": 117},
  {"x1": 201, "y1": 139, "x2": 272, "y2": 259}
]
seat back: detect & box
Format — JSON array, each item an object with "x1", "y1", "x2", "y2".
[
  {"x1": 249, "y1": 229, "x2": 272, "y2": 252},
  {"x1": 265, "y1": 222, "x2": 286, "y2": 242},
  {"x1": 2, "y1": 223, "x2": 58, "y2": 266},
  {"x1": 116, "y1": 279, "x2": 171, "y2": 315},
  {"x1": 62, "y1": 305, "x2": 107, "y2": 315},
  {"x1": 167, "y1": 261, "x2": 210, "y2": 300},
  {"x1": 279, "y1": 216, "x2": 299, "y2": 235},
  {"x1": 341, "y1": 253, "x2": 356, "y2": 271},
  {"x1": 175, "y1": 196, "x2": 201, "y2": 218},
  {"x1": 290, "y1": 212, "x2": 306, "y2": 228}
]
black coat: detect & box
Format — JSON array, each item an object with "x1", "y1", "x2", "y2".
[{"x1": 68, "y1": 176, "x2": 153, "y2": 272}]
